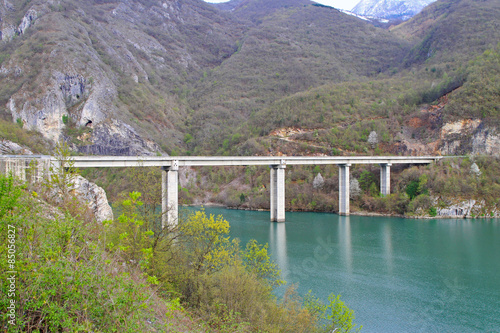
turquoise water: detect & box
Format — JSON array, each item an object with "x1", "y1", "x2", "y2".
[{"x1": 185, "y1": 207, "x2": 500, "y2": 332}]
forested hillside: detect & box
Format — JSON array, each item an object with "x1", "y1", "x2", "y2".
[{"x1": 1, "y1": 0, "x2": 498, "y2": 157}]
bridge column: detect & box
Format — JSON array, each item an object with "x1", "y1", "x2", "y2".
[
  {"x1": 380, "y1": 163, "x2": 391, "y2": 196},
  {"x1": 161, "y1": 160, "x2": 179, "y2": 228},
  {"x1": 270, "y1": 161, "x2": 286, "y2": 222},
  {"x1": 339, "y1": 163, "x2": 351, "y2": 216}
]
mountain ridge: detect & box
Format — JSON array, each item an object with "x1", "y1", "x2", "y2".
[
  {"x1": 352, "y1": 0, "x2": 437, "y2": 21},
  {"x1": 0, "y1": 0, "x2": 498, "y2": 158}
]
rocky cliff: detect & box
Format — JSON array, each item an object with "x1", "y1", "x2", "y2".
[
  {"x1": 0, "y1": 0, "x2": 243, "y2": 156},
  {"x1": 72, "y1": 175, "x2": 114, "y2": 223}
]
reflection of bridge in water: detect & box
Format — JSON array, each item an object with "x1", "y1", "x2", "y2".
[{"x1": 0, "y1": 155, "x2": 441, "y2": 226}]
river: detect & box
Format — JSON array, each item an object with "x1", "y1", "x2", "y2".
[{"x1": 185, "y1": 207, "x2": 500, "y2": 332}]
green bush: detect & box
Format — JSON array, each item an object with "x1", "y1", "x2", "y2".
[
  {"x1": 429, "y1": 206, "x2": 437, "y2": 217},
  {"x1": 0, "y1": 174, "x2": 182, "y2": 332}
]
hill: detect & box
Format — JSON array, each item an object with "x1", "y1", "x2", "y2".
[
  {"x1": 0, "y1": 0, "x2": 498, "y2": 158},
  {"x1": 186, "y1": 2, "x2": 411, "y2": 153},
  {"x1": 0, "y1": 0, "x2": 244, "y2": 154}
]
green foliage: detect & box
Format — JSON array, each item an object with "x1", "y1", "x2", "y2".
[
  {"x1": 179, "y1": 210, "x2": 237, "y2": 273},
  {"x1": 359, "y1": 170, "x2": 377, "y2": 193},
  {"x1": 0, "y1": 174, "x2": 190, "y2": 332},
  {"x1": 444, "y1": 45, "x2": 500, "y2": 124},
  {"x1": 0, "y1": 174, "x2": 24, "y2": 218},
  {"x1": 0, "y1": 120, "x2": 49, "y2": 154},
  {"x1": 406, "y1": 174, "x2": 429, "y2": 200},
  {"x1": 406, "y1": 180, "x2": 420, "y2": 200},
  {"x1": 108, "y1": 192, "x2": 155, "y2": 269},
  {"x1": 61, "y1": 114, "x2": 69, "y2": 125},
  {"x1": 242, "y1": 239, "x2": 284, "y2": 287},
  {"x1": 429, "y1": 206, "x2": 437, "y2": 217},
  {"x1": 369, "y1": 182, "x2": 379, "y2": 197},
  {"x1": 324, "y1": 294, "x2": 362, "y2": 333},
  {"x1": 43, "y1": 142, "x2": 78, "y2": 207},
  {"x1": 15, "y1": 118, "x2": 23, "y2": 128},
  {"x1": 304, "y1": 291, "x2": 362, "y2": 333}
]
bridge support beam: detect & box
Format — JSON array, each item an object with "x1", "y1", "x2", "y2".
[
  {"x1": 380, "y1": 163, "x2": 391, "y2": 196},
  {"x1": 270, "y1": 162, "x2": 286, "y2": 222},
  {"x1": 161, "y1": 161, "x2": 179, "y2": 228},
  {"x1": 339, "y1": 164, "x2": 351, "y2": 216}
]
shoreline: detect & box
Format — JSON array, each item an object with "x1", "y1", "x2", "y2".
[{"x1": 181, "y1": 203, "x2": 499, "y2": 219}]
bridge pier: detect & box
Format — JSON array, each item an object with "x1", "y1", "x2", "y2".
[
  {"x1": 161, "y1": 160, "x2": 179, "y2": 228},
  {"x1": 380, "y1": 163, "x2": 391, "y2": 196},
  {"x1": 339, "y1": 163, "x2": 351, "y2": 216},
  {"x1": 270, "y1": 162, "x2": 286, "y2": 222}
]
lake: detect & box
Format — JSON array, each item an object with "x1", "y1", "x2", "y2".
[{"x1": 185, "y1": 207, "x2": 500, "y2": 332}]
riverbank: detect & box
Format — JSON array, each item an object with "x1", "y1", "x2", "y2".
[{"x1": 182, "y1": 201, "x2": 500, "y2": 219}]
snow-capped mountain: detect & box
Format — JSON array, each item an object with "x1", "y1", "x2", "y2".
[{"x1": 351, "y1": 0, "x2": 437, "y2": 21}]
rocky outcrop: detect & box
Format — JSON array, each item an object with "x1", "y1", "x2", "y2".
[
  {"x1": 471, "y1": 126, "x2": 500, "y2": 156},
  {"x1": 57, "y1": 73, "x2": 89, "y2": 108},
  {"x1": 1, "y1": 5, "x2": 38, "y2": 41},
  {"x1": 0, "y1": 139, "x2": 33, "y2": 155},
  {"x1": 72, "y1": 175, "x2": 114, "y2": 223},
  {"x1": 439, "y1": 120, "x2": 500, "y2": 156},
  {"x1": 77, "y1": 119, "x2": 161, "y2": 156},
  {"x1": 436, "y1": 198, "x2": 499, "y2": 218},
  {"x1": 0, "y1": 152, "x2": 113, "y2": 222},
  {"x1": 18, "y1": 8, "x2": 37, "y2": 34},
  {"x1": 9, "y1": 90, "x2": 67, "y2": 142}
]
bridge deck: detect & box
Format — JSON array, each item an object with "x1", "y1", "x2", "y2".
[{"x1": 62, "y1": 155, "x2": 441, "y2": 168}]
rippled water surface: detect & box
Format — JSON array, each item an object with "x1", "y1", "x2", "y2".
[{"x1": 186, "y1": 207, "x2": 500, "y2": 332}]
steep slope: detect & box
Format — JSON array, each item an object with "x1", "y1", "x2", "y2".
[
  {"x1": 218, "y1": 0, "x2": 312, "y2": 24},
  {"x1": 352, "y1": 0, "x2": 436, "y2": 21},
  {"x1": 0, "y1": 0, "x2": 244, "y2": 155},
  {"x1": 186, "y1": 2, "x2": 411, "y2": 152},
  {"x1": 245, "y1": 0, "x2": 500, "y2": 157},
  {"x1": 0, "y1": 0, "x2": 498, "y2": 159},
  {"x1": 393, "y1": 0, "x2": 500, "y2": 65}
]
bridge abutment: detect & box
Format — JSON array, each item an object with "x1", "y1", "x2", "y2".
[
  {"x1": 161, "y1": 161, "x2": 179, "y2": 228},
  {"x1": 339, "y1": 164, "x2": 351, "y2": 216},
  {"x1": 270, "y1": 162, "x2": 286, "y2": 222}
]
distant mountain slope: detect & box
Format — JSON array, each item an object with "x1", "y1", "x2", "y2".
[
  {"x1": 186, "y1": 2, "x2": 411, "y2": 151},
  {"x1": 393, "y1": 0, "x2": 500, "y2": 65},
  {"x1": 246, "y1": 0, "x2": 500, "y2": 157},
  {"x1": 217, "y1": 0, "x2": 312, "y2": 24},
  {"x1": 352, "y1": 0, "x2": 436, "y2": 21}
]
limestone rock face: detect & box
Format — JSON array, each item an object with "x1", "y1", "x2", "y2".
[
  {"x1": 72, "y1": 175, "x2": 114, "y2": 223},
  {"x1": 9, "y1": 89, "x2": 67, "y2": 142},
  {"x1": 436, "y1": 198, "x2": 499, "y2": 218},
  {"x1": 471, "y1": 127, "x2": 500, "y2": 156},
  {"x1": 18, "y1": 8, "x2": 37, "y2": 34},
  {"x1": 1, "y1": 2, "x2": 40, "y2": 41},
  {"x1": 439, "y1": 120, "x2": 500, "y2": 157},
  {"x1": 0, "y1": 139, "x2": 33, "y2": 155},
  {"x1": 77, "y1": 119, "x2": 161, "y2": 156}
]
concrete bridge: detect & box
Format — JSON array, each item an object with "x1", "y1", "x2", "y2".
[{"x1": 0, "y1": 155, "x2": 441, "y2": 226}]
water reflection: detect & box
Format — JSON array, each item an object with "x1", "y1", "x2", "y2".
[
  {"x1": 338, "y1": 216, "x2": 353, "y2": 274},
  {"x1": 383, "y1": 223, "x2": 393, "y2": 275},
  {"x1": 269, "y1": 222, "x2": 288, "y2": 280}
]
